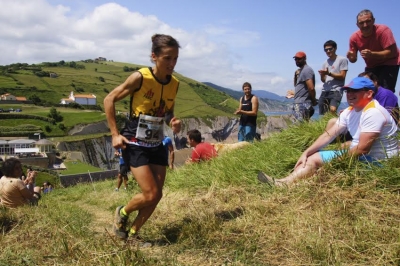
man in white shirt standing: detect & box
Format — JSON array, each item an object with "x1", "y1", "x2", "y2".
[
  {"x1": 318, "y1": 40, "x2": 349, "y2": 115},
  {"x1": 258, "y1": 77, "x2": 398, "y2": 186}
]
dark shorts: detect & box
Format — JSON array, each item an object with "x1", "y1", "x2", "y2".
[
  {"x1": 119, "y1": 164, "x2": 129, "y2": 176},
  {"x1": 122, "y1": 144, "x2": 168, "y2": 168},
  {"x1": 365, "y1": 65, "x2": 399, "y2": 92},
  {"x1": 318, "y1": 91, "x2": 343, "y2": 115}
]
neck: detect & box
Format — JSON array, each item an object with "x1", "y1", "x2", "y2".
[
  {"x1": 329, "y1": 54, "x2": 337, "y2": 60},
  {"x1": 151, "y1": 67, "x2": 168, "y2": 83}
]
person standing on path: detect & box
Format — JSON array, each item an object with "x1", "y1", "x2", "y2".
[
  {"x1": 318, "y1": 40, "x2": 348, "y2": 115},
  {"x1": 347, "y1": 9, "x2": 400, "y2": 93},
  {"x1": 289, "y1": 51, "x2": 317, "y2": 121},
  {"x1": 235, "y1": 82, "x2": 259, "y2": 142},
  {"x1": 114, "y1": 148, "x2": 129, "y2": 191}
]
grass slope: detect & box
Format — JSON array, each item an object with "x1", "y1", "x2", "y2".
[
  {"x1": 1, "y1": 116, "x2": 399, "y2": 265},
  {"x1": 0, "y1": 60, "x2": 263, "y2": 137},
  {"x1": 0, "y1": 61, "x2": 245, "y2": 118}
]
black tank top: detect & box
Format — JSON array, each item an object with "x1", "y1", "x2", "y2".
[{"x1": 239, "y1": 95, "x2": 257, "y2": 126}]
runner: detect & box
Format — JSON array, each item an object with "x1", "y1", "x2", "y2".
[{"x1": 103, "y1": 34, "x2": 182, "y2": 242}]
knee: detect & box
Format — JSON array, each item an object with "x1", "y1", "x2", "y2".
[{"x1": 143, "y1": 189, "x2": 163, "y2": 204}]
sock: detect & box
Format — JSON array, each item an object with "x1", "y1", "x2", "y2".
[
  {"x1": 120, "y1": 207, "x2": 128, "y2": 217},
  {"x1": 128, "y1": 228, "x2": 136, "y2": 236}
]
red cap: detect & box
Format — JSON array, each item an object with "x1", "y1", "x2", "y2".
[{"x1": 293, "y1": 51, "x2": 306, "y2": 58}]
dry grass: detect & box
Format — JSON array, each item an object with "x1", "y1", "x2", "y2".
[{"x1": 1, "y1": 117, "x2": 400, "y2": 265}]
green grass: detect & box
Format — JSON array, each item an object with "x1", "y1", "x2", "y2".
[
  {"x1": 0, "y1": 61, "x2": 246, "y2": 120},
  {"x1": 60, "y1": 160, "x2": 103, "y2": 175},
  {"x1": 0, "y1": 60, "x2": 262, "y2": 138},
  {"x1": 1, "y1": 117, "x2": 399, "y2": 265}
]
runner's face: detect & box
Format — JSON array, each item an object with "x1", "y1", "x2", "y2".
[
  {"x1": 153, "y1": 46, "x2": 179, "y2": 76},
  {"x1": 357, "y1": 14, "x2": 374, "y2": 36}
]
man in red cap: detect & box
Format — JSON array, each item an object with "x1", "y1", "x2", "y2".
[
  {"x1": 347, "y1": 9, "x2": 400, "y2": 93},
  {"x1": 259, "y1": 76, "x2": 398, "y2": 186},
  {"x1": 288, "y1": 51, "x2": 317, "y2": 121}
]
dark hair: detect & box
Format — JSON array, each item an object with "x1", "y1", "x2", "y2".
[
  {"x1": 150, "y1": 34, "x2": 180, "y2": 62},
  {"x1": 358, "y1": 71, "x2": 378, "y2": 83},
  {"x1": 323, "y1": 40, "x2": 337, "y2": 49},
  {"x1": 357, "y1": 9, "x2": 374, "y2": 21},
  {"x1": 2, "y1": 158, "x2": 21, "y2": 177},
  {"x1": 242, "y1": 82, "x2": 252, "y2": 90},
  {"x1": 357, "y1": 71, "x2": 377, "y2": 97},
  {"x1": 187, "y1": 129, "x2": 202, "y2": 143}
]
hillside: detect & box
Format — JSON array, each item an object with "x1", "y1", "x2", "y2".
[
  {"x1": 0, "y1": 60, "x2": 269, "y2": 138},
  {"x1": 0, "y1": 61, "x2": 245, "y2": 119},
  {"x1": 1, "y1": 116, "x2": 399, "y2": 265}
]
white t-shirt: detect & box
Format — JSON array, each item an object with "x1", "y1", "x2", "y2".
[{"x1": 336, "y1": 100, "x2": 398, "y2": 160}]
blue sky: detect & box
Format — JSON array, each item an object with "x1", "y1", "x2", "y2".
[{"x1": 1, "y1": 0, "x2": 399, "y2": 98}]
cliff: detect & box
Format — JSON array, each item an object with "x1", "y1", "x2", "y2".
[{"x1": 57, "y1": 116, "x2": 290, "y2": 169}]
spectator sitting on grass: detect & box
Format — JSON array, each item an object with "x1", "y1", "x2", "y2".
[
  {"x1": 185, "y1": 129, "x2": 218, "y2": 163},
  {"x1": 258, "y1": 77, "x2": 398, "y2": 187},
  {"x1": 42, "y1": 181, "x2": 53, "y2": 194},
  {"x1": 0, "y1": 158, "x2": 41, "y2": 208}
]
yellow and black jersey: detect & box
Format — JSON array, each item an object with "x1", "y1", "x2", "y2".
[{"x1": 121, "y1": 67, "x2": 180, "y2": 143}]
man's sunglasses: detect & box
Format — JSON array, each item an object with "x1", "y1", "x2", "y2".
[
  {"x1": 324, "y1": 48, "x2": 334, "y2": 52},
  {"x1": 294, "y1": 57, "x2": 304, "y2": 61}
]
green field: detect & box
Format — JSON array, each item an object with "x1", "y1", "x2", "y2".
[{"x1": 0, "y1": 60, "x2": 265, "y2": 138}]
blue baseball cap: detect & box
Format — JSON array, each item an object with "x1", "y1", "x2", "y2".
[{"x1": 341, "y1": 77, "x2": 376, "y2": 92}]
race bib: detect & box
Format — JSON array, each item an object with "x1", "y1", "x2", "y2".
[{"x1": 135, "y1": 114, "x2": 164, "y2": 142}]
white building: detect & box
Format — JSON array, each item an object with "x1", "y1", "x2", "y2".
[{"x1": 60, "y1": 91, "x2": 97, "y2": 105}]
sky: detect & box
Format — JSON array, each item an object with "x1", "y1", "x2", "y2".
[{"x1": 1, "y1": 0, "x2": 399, "y2": 99}]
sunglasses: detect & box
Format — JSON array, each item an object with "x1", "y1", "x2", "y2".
[
  {"x1": 324, "y1": 47, "x2": 334, "y2": 52},
  {"x1": 294, "y1": 57, "x2": 303, "y2": 61}
]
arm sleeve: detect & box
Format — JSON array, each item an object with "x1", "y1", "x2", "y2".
[
  {"x1": 379, "y1": 27, "x2": 397, "y2": 50},
  {"x1": 339, "y1": 57, "x2": 349, "y2": 71},
  {"x1": 191, "y1": 149, "x2": 201, "y2": 162}
]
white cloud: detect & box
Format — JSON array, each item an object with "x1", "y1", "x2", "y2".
[{"x1": 0, "y1": 0, "x2": 288, "y2": 96}]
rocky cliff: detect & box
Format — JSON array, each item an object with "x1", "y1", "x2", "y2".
[{"x1": 58, "y1": 116, "x2": 290, "y2": 169}]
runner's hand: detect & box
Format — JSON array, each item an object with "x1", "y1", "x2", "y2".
[{"x1": 112, "y1": 134, "x2": 129, "y2": 149}]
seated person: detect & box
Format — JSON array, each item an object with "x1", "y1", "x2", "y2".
[
  {"x1": 360, "y1": 71, "x2": 399, "y2": 123},
  {"x1": 186, "y1": 129, "x2": 218, "y2": 163},
  {"x1": 42, "y1": 181, "x2": 53, "y2": 194},
  {"x1": 258, "y1": 77, "x2": 398, "y2": 186},
  {"x1": 0, "y1": 158, "x2": 41, "y2": 208}
]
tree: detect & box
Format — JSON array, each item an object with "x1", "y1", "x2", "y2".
[
  {"x1": 29, "y1": 94, "x2": 41, "y2": 104},
  {"x1": 48, "y1": 107, "x2": 63, "y2": 122}
]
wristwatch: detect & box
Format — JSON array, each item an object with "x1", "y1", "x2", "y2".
[{"x1": 328, "y1": 72, "x2": 332, "y2": 76}]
